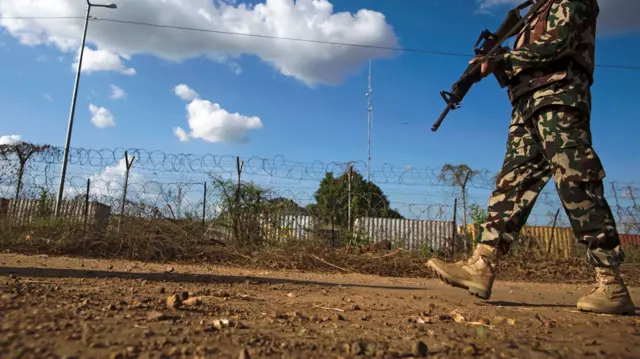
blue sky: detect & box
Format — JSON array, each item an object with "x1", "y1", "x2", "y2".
[{"x1": 0, "y1": 0, "x2": 639, "y2": 224}]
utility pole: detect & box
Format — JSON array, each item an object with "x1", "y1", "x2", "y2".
[
  {"x1": 55, "y1": 1, "x2": 118, "y2": 217},
  {"x1": 366, "y1": 60, "x2": 373, "y2": 182}
]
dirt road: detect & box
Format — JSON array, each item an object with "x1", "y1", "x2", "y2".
[{"x1": 1, "y1": 253, "x2": 639, "y2": 359}]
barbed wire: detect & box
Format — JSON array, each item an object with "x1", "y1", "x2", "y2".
[
  {"x1": 4, "y1": 145, "x2": 638, "y2": 189},
  {"x1": 1, "y1": 144, "x2": 638, "y2": 234}
]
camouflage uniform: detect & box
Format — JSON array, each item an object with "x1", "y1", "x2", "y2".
[{"x1": 427, "y1": 0, "x2": 635, "y2": 315}]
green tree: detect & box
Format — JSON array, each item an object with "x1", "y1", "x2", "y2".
[
  {"x1": 267, "y1": 197, "x2": 308, "y2": 216},
  {"x1": 0, "y1": 141, "x2": 58, "y2": 200},
  {"x1": 309, "y1": 169, "x2": 403, "y2": 228},
  {"x1": 209, "y1": 175, "x2": 305, "y2": 245}
]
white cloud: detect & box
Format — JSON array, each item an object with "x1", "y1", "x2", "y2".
[
  {"x1": 476, "y1": 0, "x2": 640, "y2": 35},
  {"x1": 228, "y1": 61, "x2": 242, "y2": 75},
  {"x1": 173, "y1": 84, "x2": 199, "y2": 101},
  {"x1": 89, "y1": 158, "x2": 143, "y2": 198},
  {"x1": 173, "y1": 84, "x2": 263, "y2": 143},
  {"x1": 73, "y1": 47, "x2": 136, "y2": 75},
  {"x1": 0, "y1": 0, "x2": 399, "y2": 86},
  {"x1": 173, "y1": 127, "x2": 190, "y2": 142},
  {"x1": 43, "y1": 93, "x2": 52, "y2": 101},
  {"x1": 89, "y1": 103, "x2": 116, "y2": 128},
  {"x1": 109, "y1": 84, "x2": 126, "y2": 100},
  {"x1": 0, "y1": 134, "x2": 21, "y2": 145}
]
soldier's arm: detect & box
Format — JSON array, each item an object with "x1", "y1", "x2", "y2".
[{"x1": 493, "y1": 0, "x2": 594, "y2": 78}]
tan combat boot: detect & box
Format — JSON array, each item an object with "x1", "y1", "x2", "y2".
[
  {"x1": 577, "y1": 265, "x2": 636, "y2": 315},
  {"x1": 426, "y1": 243, "x2": 498, "y2": 299}
]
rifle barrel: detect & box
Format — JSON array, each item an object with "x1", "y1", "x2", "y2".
[{"x1": 431, "y1": 103, "x2": 454, "y2": 132}]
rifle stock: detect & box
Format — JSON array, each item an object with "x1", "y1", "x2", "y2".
[{"x1": 431, "y1": 0, "x2": 546, "y2": 132}]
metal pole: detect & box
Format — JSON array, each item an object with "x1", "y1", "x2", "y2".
[
  {"x1": 202, "y1": 182, "x2": 207, "y2": 238},
  {"x1": 347, "y1": 163, "x2": 353, "y2": 231},
  {"x1": 54, "y1": 3, "x2": 92, "y2": 217},
  {"x1": 366, "y1": 60, "x2": 372, "y2": 182}
]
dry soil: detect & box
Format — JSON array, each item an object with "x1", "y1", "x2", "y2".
[{"x1": 1, "y1": 253, "x2": 639, "y2": 359}]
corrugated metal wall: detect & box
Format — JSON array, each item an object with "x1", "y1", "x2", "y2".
[
  {"x1": 519, "y1": 225, "x2": 576, "y2": 258},
  {"x1": 0, "y1": 198, "x2": 111, "y2": 230},
  {"x1": 214, "y1": 214, "x2": 314, "y2": 243},
  {"x1": 460, "y1": 224, "x2": 640, "y2": 258},
  {"x1": 353, "y1": 217, "x2": 454, "y2": 251},
  {"x1": 261, "y1": 215, "x2": 313, "y2": 242},
  {"x1": 462, "y1": 224, "x2": 576, "y2": 258},
  {"x1": 620, "y1": 234, "x2": 640, "y2": 247}
]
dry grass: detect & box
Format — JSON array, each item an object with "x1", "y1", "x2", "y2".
[{"x1": 2, "y1": 218, "x2": 639, "y2": 286}]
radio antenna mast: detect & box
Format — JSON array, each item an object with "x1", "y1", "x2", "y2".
[{"x1": 366, "y1": 60, "x2": 373, "y2": 182}]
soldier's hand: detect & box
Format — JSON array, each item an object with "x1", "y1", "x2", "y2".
[{"x1": 469, "y1": 56, "x2": 495, "y2": 78}]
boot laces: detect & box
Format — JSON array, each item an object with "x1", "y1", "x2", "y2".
[{"x1": 590, "y1": 267, "x2": 616, "y2": 296}]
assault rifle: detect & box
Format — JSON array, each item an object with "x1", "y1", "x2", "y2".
[{"x1": 431, "y1": 0, "x2": 549, "y2": 132}]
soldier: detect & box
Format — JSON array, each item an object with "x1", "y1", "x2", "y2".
[{"x1": 427, "y1": 0, "x2": 635, "y2": 315}]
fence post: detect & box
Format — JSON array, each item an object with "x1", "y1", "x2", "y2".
[
  {"x1": 233, "y1": 156, "x2": 244, "y2": 243},
  {"x1": 202, "y1": 181, "x2": 207, "y2": 238},
  {"x1": 83, "y1": 178, "x2": 90, "y2": 230},
  {"x1": 452, "y1": 198, "x2": 457, "y2": 261},
  {"x1": 347, "y1": 162, "x2": 353, "y2": 231},
  {"x1": 118, "y1": 151, "x2": 135, "y2": 233}
]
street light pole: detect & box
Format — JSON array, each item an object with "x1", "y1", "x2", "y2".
[{"x1": 54, "y1": 1, "x2": 117, "y2": 217}]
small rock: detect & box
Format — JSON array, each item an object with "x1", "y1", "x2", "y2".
[
  {"x1": 412, "y1": 341, "x2": 428, "y2": 357},
  {"x1": 342, "y1": 343, "x2": 351, "y2": 353},
  {"x1": 213, "y1": 319, "x2": 232, "y2": 329},
  {"x1": 364, "y1": 343, "x2": 376, "y2": 355},
  {"x1": 543, "y1": 320, "x2": 557, "y2": 329},
  {"x1": 451, "y1": 311, "x2": 466, "y2": 323},
  {"x1": 166, "y1": 295, "x2": 182, "y2": 309},
  {"x1": 166, "y1": 266, "x2": 174, "y2": 273},
  {"x1": 147, "y1": 311, "x2": 167, "y2": 321},
  {"x1": 183, "y1": 297, "x2": 202, "y2": 306},
  {"x1": 350, "y1": 341, "x2": 364, "y2": 355},
  {"x1": 238, "y1": 348, "x2": 251, "y2": 359},
  {"x1": 417, "y1": 316, "x2": 436, "y2": 324},
  {"x1": 462, "y1": 345, "x2": 478, "y2": 355}
]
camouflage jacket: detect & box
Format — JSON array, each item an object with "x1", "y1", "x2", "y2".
[{"x1": 493, "y1": 0, "x2": 599, "y2": 116}]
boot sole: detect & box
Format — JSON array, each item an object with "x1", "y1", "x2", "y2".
[
  {"x1": 577, "y1": 302, "x2": 636, "y2": 316},
  {"x1": 426, "y1": 259, "x2": 492, "y2": 300}
]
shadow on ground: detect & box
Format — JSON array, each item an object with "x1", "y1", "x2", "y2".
[{"x1": 0, "y1": 266, "x2": 426, "y2": 291}]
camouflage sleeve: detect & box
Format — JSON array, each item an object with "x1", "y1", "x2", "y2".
[{"x1": 493, "y1": 0, "x2": 594, "y2": 78}]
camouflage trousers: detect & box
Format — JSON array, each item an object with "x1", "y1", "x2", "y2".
[{"x1": 479, "y1": 103, "x2": 623, "y2": 267}]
